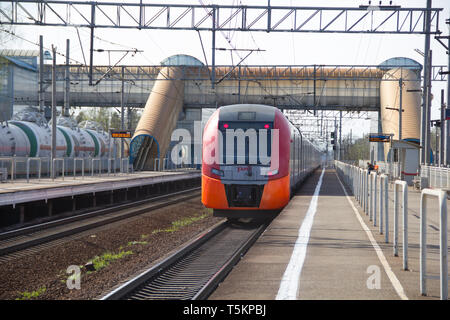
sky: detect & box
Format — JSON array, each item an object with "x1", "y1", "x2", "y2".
[{"x1": 1, "y1": 0, "x2": 449, "y2": 139}]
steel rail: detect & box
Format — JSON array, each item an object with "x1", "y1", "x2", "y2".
[
  {"x1": 0, "y1": 187, "x2": 201, "y2": 257},
  {"x1": 0, "y1": 186, "x2": 200, "y2": 240},
  {"x1": 102, "y1": 220, "x2": 268, "y2": 300}
]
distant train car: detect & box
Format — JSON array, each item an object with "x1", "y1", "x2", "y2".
[{"x1": 201, "y1": 104, "x2": 322, "y2": 219}]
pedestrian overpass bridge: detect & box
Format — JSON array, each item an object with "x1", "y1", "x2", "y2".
[
  {"x1": 8, "y1": 54, "x2": 423, "y2": 171},
  {"x1": 16, "y1": 57, "x2": 422, "y2": 113}
]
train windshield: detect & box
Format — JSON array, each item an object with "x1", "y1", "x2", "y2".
[{"x1": 218, "y1": 121, "x2": 273, "y2": 165}]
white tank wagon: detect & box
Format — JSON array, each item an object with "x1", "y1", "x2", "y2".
[
  {"x1": 0, "y1": 108, "x2": 126, "y2": 177},
  {"x1": 0, "y1": 109, "x2": 67, "y2": 158}
]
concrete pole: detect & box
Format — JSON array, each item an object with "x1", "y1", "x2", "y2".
[
  {"x1": 425, "y1": 51, "x2": 433, "y2": 164},
  {"x1": 399, "y1": 77, "x2": 403, "y2": 179},
  {"x1": 238, "y1": 65, "x2": 241, "y2": 103},
  {"x1": 120, "y1": 66, "x2": 124, "y2": 159},
  {"x1": 89, "y1": 4, "x2": 95, "y2": 86},
  {"x1": 421, "y1": 0, "x2": 432, "y2": 165},
  {"x1": 446, "y1": 19, "x2": 450, "y2": 165},
  {"x1": 127, "y1": 106, "x2": 131, "y2": 130},
  {"x1": 211, "y1": 6, "x2": 216, "y2": 89},
  {"x1": 64, "y1": 39, "x2": 70, "y2": 117},
  {"x1": 334, "y1": 117, "x2": 337, "y2": 160},
  {"x1": 339, "y1": 111, "x2": 342, "y2": 161},
  {"x1": 39, "y1": 35, "x2": 44, "y2": 113},
  {"x1": 440, "y1": 90, "x2": 445, "y2": 166},
  {"x1": 51, "y1": 45, "x2": 57, "y2": 179}
]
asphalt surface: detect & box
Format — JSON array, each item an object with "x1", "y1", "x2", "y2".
[{"x1": 209, "y1": 168, "x2": 449, "y2": 300}]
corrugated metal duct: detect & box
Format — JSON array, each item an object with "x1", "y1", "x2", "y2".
[{"x1": 130, "y1": 67, "x2": 184, "y2": 170}]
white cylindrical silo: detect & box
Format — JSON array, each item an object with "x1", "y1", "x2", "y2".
[{"x1": 380, "y1": 67, "x2": 421, "y2": 160}]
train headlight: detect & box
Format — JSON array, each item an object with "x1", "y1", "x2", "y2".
[
  {"x1": 261, "y1": 168, "x2": 278, "y2": 176},
  {"x1": 211, "y1": 168, "x2": 224, "y2": 177}
]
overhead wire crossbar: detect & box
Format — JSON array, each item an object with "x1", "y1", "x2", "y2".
[{"x1": 0, "y1": 1, "x2": 443, "y2": 34}]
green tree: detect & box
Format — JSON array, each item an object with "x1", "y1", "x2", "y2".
[
  {"x1": 75, "y1": 107, "x2": 141, "y2": 131},
  {"x1": 75, "y1": 110, "x2": 88, "y2": 124},
  {"x1": 110, "y1": 111, "x2": 121, "y2": 130},
  {"x1": 340, "y1": 133, "x2": 370, "y2": 162}
]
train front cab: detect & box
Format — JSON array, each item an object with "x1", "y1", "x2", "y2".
[{"x1": 201, "y1": 105, "x2": 293, "y2": 219}]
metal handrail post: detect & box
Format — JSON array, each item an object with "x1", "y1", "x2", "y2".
[
  {"x1": 356, "y1": 168, "x2": 361, "y2": 200},
  {"x1": 378, "y1": 175, "x2": 383, "y2": 234},
  {"x1": 91, "y1": 158, "x2": 101, "y2": 176},
  {"x1": 371, "y1": 172, "x2": 377, "y2": 226},
  {"x1": 73, "y1": 158, "x2": 84, "y2": 179},
  {"x1": 106, "y1": 158, "x2": 115, "y2": 176},
  {"x1": 368, "y1": 171, "x2": 372, "y2": 218},
  {"x1": 364, "y1": 170, "x2": 368, "y2": 214},
  {"x1": 420, "y1": 188, "x2": 448, "y2": 300},
  {"x1": 26, "y1": 157, "x2": 41, "y2": 182},
  {"x1": 120, "y1": 158, "x2": 129, "y2": 174},
  {"x1": 12, "y1": 157, "x2": 27, "y2": 182},
  {"x1": 381, "y1": 174, "x2": 389, "y2": 243},
  {"x1": 360, "y1": 169, "x2": 363, "y2": 206},
  {"x1": 445, "y1": 168, "x2": 450, "y2": 189},
  {"x1": 394, "y1": 180, "x2": 408, "y2": 270},
  {"x1": 358, "y1": 169, "x2": 362, "y2": 204},
  {"x1": 360, "y1": 169, "x2": 363, "y2": 204},
  {"x1": 52, "y1": 158, "x2": 64, "y2": 181}
]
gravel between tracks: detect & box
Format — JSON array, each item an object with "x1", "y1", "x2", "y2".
[{"x1": 0, "y1": 198, "x2": 222, "y2": 300}]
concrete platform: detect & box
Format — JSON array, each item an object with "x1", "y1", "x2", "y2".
[
  {"x1": 0, "y1": 170, "x2": 200, "y2": 207},
  {"x1": 209, "y1": 168, "x2": 450, "y2": 300}
]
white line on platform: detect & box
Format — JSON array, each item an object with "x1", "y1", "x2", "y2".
[
  {"x1": 335, "y1": 171, "x2": 408, "y2": 300},
  {"x1": 276, "y1": 167, "x2": 325, "y2": 300}
]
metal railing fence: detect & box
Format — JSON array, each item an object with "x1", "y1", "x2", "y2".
[
  {"x1": 420, "y1": 189, "x2": 448, "y2": 300},
  {"x1": 336, "y1": 160, "x2": 448, "y2": 300}
]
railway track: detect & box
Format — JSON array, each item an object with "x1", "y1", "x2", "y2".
[
  {"x1": 0, "y1": 187, "x2": 201, "y2": 262},
  {"x1": 102, "y1": 218, "x2": 269, "y2": 300}
]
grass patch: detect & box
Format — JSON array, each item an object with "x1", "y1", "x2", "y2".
[
  {"x1": 16, "y1": 286, "x2": 46, "y2": 300},
  {"x1": 127, "y1": 240, "x2": 148, "y2": 246},
  {"x1": 152, "y1": 213, "x2": 208, "y2": 235},
  {"x1": 91, "y1": 250, "x2": 133, "y2": 271}
]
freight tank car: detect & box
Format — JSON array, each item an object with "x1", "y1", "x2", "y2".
[
  {"x1": 0, "y1": 108, "x2": 124, "y2": 176},
  {"x1": 201, "y1": 104, "x2": 322, "y2": 218}
]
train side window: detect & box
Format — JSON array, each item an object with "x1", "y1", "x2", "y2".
[
  {"x1": 298, "y1": 135, "x2": 301, "y2": 175},
  {"x1": 292, "y1": 134, "x2": 295, "y2": 175}
]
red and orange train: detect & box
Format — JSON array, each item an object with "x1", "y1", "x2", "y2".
[{"x1": 202, "y1": 104, "x2": 322, "y2": 218}]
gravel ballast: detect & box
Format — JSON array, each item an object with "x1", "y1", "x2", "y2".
[{"x1": 0, "y1": 198, "x2": 223, "y2": 300}]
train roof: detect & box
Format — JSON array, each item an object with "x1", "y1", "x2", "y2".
[
  {"x1": 218, "y1": 104, "x2": 276, "y2": 122},
  {"x1": 218, "y1": 104, "x2": 322, "y2": 153}
]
